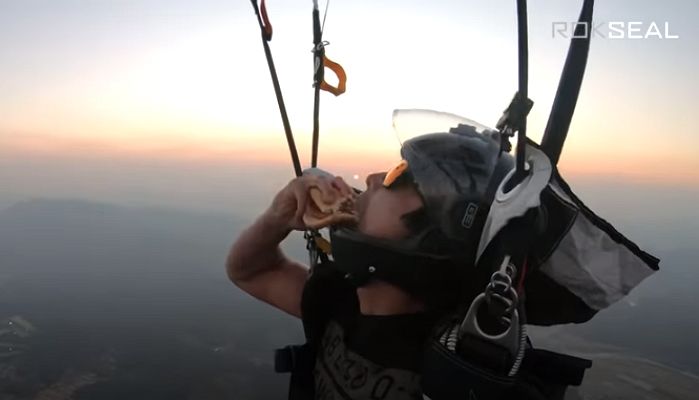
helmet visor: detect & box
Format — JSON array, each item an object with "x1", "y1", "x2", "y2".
[{"x1": 392, "y1": 109, "x2": 496, "y2": 145}]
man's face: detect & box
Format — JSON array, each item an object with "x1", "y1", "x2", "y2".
[{"x1": 355, "y1": 171, "x2": 424, "y2": 240}]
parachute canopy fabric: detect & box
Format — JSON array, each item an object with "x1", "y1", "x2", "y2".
[
  {"x1": 393, "y1": 109, "x2": 659, "y2": 325},
  {"x1": 524, "y1": 168, "x2": 659, "y2": 325}
]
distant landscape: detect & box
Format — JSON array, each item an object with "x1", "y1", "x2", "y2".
[
  {"x1": 0, "y1": 199, "x2": 304, "y2": 399},
  {"x1": 0, "y1": 198, "x2": 697, "y2": 399}
]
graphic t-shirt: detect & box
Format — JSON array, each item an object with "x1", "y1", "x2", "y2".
[{"x1": 313, "y1": 312, "x2": 437, "y2": 400}]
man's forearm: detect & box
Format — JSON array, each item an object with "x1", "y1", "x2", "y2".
[{"x1": 226, "y1": 212, "x2": 292, "y2": 283}]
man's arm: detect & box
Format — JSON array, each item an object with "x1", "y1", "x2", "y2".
[
  {"x1": 226, "y1": 175, "x2": 345, "y2": 318},
  {"x1": 226, "y1": 213, "x2": 308, "y2": 318}
]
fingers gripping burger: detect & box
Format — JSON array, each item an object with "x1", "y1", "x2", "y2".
[{"x1": 303, "y1": 187, "x2": 359, "y2": 230}]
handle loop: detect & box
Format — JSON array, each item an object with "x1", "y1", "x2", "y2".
[{"x1": 319, "y1": 55, "x2": 347, "y2": 96}]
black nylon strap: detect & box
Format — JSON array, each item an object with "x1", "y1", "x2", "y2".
[
  {"x1": 541, "y1": 0, "x2": 595, "y2": 165},
  {"x1": 311, "y1": 6, "x2": 323, "y2": 168},
  {"x1": 249, "y1": 0, "x2": 303, "y2": 177},
  {"x1": 514, "y1": 0, "x2": 530, "y2": 183},
  {"x1": 275, "y1": 344, "x2": 315, "y2": 373},
  {"x1": 422, "y1": 340, "x2": 592, "y2": 400},
  {"x1": 422, "y1": 341, "x2": 516, "y2": 400}
]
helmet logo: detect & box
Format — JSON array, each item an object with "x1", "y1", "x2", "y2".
[{"x1": 462, "y1": 202, "x2": 479, "y2": 229}]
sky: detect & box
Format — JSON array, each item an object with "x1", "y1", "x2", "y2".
[
  {"x1": 0, "y1": 0, "x2": 697, "y2": 244},
  {"x1": 2, "y1": 3, "x2": 699, "y2": 389}
]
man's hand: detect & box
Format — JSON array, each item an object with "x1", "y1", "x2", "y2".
[
  {"x1": 227, "y1": 174, "x2": 353, "y2": 318},
  {"x1": 264, "y1": 174, "x2": 355, "y2": 231}
]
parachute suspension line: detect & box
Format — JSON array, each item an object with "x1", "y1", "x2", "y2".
[
  {"x1": 250, "y1": 0, "x2": 303, "y2": 177},
  {"x1": 311, "y1": 0, "x2": 346, "y2": 168},
  {"x1": 541, "y1": 0, "x2": 594, "y2": 166},
  {"x1": 514, "y1": 0, "x2": 529, "y2": 183},
  {"x1": 308, "y1": 1, "x2": 345, "y2": 269},
  {"x1": 248, "y1": 1, "x2": 344, "y2": 268},
  {"x1": 312, "y1": 0, "x2": 323, "y2": 167},
  {"x1": 321, "y1": 0, "x2": 330, "y2": 33}
]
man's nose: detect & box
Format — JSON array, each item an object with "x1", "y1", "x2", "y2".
[{"x1": 365, "y1": 172, "x2": 387, "y2": 189}]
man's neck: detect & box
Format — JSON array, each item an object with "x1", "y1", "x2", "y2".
[{"x1": 356, "y1": 280, "x2": 425, "y2": 316}]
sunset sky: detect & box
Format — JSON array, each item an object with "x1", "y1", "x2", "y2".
[{"x1": 1, "y1": 0, "x2": 697, "y2": 220}]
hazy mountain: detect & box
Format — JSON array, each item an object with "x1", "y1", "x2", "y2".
[
  {"x1": 0, "y1": 198, "x2": 697, "y2": 399},
  {"x1": 0, "y1": 198, "x2": 304, "y2": 400}
]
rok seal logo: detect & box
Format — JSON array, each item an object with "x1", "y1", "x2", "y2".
[{"x1": 552, "y1": 21, "x2": 680, "y2": 40}]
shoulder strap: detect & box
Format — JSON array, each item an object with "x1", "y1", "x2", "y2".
[
  {"x1": 301, "y1": 261, "x2": 358, "y2": 345},
  {"x1": 274, "y1": 261, "x2": 357, "y2": 400}
]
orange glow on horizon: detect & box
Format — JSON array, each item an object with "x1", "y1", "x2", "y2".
[{"x1": 3, "y1": 132, "x2": 696, "y2": 188}]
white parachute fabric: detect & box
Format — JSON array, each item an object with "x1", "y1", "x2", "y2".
[
  {"x1": 536, "y1": 176, "x2": 658, "y2": 312},
  {"x1": 478, "y1": 144, "x2": 659, "y2": 325}
]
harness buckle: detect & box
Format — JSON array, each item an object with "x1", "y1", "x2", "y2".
[
  {"x1": 274, "y1": 344, "x2": 313, "y2": 373},
  {"x1": 496, "y1": 92, "x2": 534, "y2": 153}
]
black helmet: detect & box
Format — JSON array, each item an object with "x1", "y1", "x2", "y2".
[{"x1": 330, "y1": 110, "x2": 514, "y2": 302}]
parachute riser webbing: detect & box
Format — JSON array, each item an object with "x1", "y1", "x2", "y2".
[
  {"x1": 497, "y1": 0, "x2": 533, "y2": 193},
  {"x1": 541, "y1": 0, "x2": 594, "y2": 165},
  {"x1": 452, "y1": 0, "x2": 595, "y2": 389},
  {"x1": 250, "y1": 0, "x2": 303, "y2": 177},
  {"x1": 249, "y1": 0, "x2": 345, "y2": 174},
  {"x1": 249, "y1": 1, "x2": 346, "y2": 269},
  {"x1": 312, "y1": 1, "x2": 346, "y2": 167},
  {"x1": 311, "y1": 1, "x2": 324, "y2": 168},
  {"x1": 514, "y1": 0, "x2": 529, "y2": 184}
]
